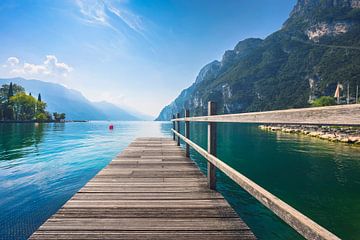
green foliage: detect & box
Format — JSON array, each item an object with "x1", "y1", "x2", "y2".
[
  {"x1": 53, "y1": 112, "x2": 66, "y2": 122},
  {"x1": 0, "y1": 83, "x2": 26, "y2": 120},
  {"x1": 36, "y1": 100, "x2": 47, "y2": 115},
  {"x1": 0, "y1": 83, "x2": 25, "y2": 103},
  {"x1": 311, "y1": 96, "x2": 336, "y2": 107},
  {"x1": 3, "y1": 104, "x2": 14, "y2": 121},
  {"x1": 347, "y1": 8, "x2": 360, "y2": 19},
  {"x1": 10, "y1": 93, "x2": 37, "y2": 121},
  {"x1": 35, "y1": 112, "x2": 49, "y2": 122},
  {"x1": 0, "y1": 83, "x2": 52, "y2": 122},
  {"x1": 8, "y1": 82, "x2": 14, "y2": 99},
  {"x1": 37, "y1": 93, "x2": 41, "y2": 102}
]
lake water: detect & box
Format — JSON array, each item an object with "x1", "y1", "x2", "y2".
[{"x1": 0, "y1": 122, "x2": 359, "y2": 240}]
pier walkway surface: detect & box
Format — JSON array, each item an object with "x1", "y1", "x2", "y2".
[{"x1": 30, "y1": 137, "x2": 255, "y2": 240}]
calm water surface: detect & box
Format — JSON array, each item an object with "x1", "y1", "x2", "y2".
[{"x1": 0, "y1": 122, "x2": 359, "y2": 239}]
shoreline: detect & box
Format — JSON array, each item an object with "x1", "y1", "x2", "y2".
[
  {"x1": 259, "y1": 124, "x2": 360, "y2": 144},
  {"x1": 0, "y1": 120, "x2": 88, "y2": 123}
]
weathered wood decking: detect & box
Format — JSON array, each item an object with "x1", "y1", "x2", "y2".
[{"x1": 30, "y1": 137, "x2": 255, "y2": 240}]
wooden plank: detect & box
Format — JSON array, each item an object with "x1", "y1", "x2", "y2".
[
  {"x1": 71, "y1": 192, "x2": 223, "y2": 200},
  {"x1": 90, "y1": 177, "x2": 206, "y2": 183},
  {"x1": 31, "y1": 231, "x2": 256, "y2": 240},
  {"x1": 29, "y1": 137, "x2": 255, "y2": 240},
  {"x1": 38, "y1": 218, "x2": 248, "y2": 231},
  {"x1": 53, "y1": 207, "x2": 238, "y2": 218},
  {"x1": 62, "y1": 199, "x2": 231, "y2": 208}
]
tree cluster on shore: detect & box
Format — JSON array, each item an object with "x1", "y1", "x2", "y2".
[{"x1": 0, "y1": 83, "x2": 66, "y2": 122}]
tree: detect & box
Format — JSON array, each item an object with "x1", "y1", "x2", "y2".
[
  {"x1": 10, "y1": 93, "x2": 37, "y2": 121},
  {"x1": 2, "y1": 104, "x2": 14, "y2": 120},
  {"x1": 0, "y1": 83, "x2": 25, "y2": 102},
  {"x1": 36, "y1": 111, "x2": 52, "y2": 122},
  {"x1": 35, "y1": 112, "x2": 48, "y2": 122},
  {"x1": 53, "y1": 112, "x2": 58, "y2": 121},
  {"x1": 59, "y1": 113, "x2": 66, "y2": 120},
  {"x1": 36, "y1": 100, "x2": 47, "y2": 115},
  {"x1": 311, "y1": 96, "x2": 336, "y2": 107},
  {"x1": 35, "y1": 93, "x2": 49, "y2": 122},
  {"x1": 0, "y1": 83, "x2": 25, "y2": 120},
  {"x1": 0, "y1": 84, "x2": 52, "y2": 122},
  {"x1": 8, "y1": 82, "x2": 14, "y2": 100},
  {"x1": 53, "y1": 112, "x2": 66, "y2": 122}
]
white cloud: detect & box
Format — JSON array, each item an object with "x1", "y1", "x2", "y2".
[
  {"x1": 2, "y1": 55, "x2": 73, "y2": 79},
  {"x1": 76, "y1": 0, "x2": 109, "y2": 26},
  {"x1": 7, "y1": 57, "x2": 20, "y2": 66},
  {"x1": 107, "y1": 2, "x2": 145, "y2": 35},
  {"x1": 44, "y1": 55, "x2": 73, "y2": 77},
  {"x1": 75, "y1": 0, "x2": 146, "y2": 36}
]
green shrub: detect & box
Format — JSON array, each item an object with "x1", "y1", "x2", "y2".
[{"x1": 311, "y1": 96, "x2": 336, "y2": 107}]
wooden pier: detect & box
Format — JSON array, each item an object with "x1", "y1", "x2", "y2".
[
  {"x1": 30, "y1": 137, "x2": 255, "y2": 240},
  {"x1": 30, "y1": 103, "x2": 356, "y2": 240}
]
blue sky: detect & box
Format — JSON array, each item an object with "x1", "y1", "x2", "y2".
[{"x1": 0, "y1": 0, "x2": 296, "y2": 116}]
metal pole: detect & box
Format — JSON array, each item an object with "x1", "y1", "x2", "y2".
[
  {"x1": 356, "y1": 85, "x2": 359, "y2": 103},
  {"x1": 207, "y1": 101, "x2": 217, "y2": 190}
]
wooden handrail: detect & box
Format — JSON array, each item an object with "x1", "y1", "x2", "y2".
[
  {"x1": 171, "y1": 104, "x2": 360, "y2": 126},
  {"x1": 172, "y1": 129, "x2": 341, "y2": 240}
]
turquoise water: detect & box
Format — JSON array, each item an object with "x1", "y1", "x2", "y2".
[{"x1": 0, "y1": 122, "x2": 359, "y2": 239}]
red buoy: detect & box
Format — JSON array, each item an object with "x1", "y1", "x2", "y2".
[{"x1": 109, "y1": 124, "x2": 114, "y2": 130}]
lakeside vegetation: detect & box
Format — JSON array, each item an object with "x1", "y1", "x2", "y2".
[
  {"x1": 0, "y1": 82, "x2": 66, "y2": 122},
  {"x1": 310, "y1": 96, "x2": 336, "y2": 107}
]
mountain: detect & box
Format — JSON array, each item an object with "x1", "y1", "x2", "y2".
[
  {"x1": 92, "y1": 101, "x2": 139, "y2": 121},
  {"x1": 156, "y1": 0, "x2": 360, "y2": 120},
  {"x1": 0, "y1": 78, "x2": 141, "y2": 121}
]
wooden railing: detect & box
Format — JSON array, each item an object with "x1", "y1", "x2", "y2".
[
  {"x1": 170, "y1": 102, "x2": 357, "y2": 240},
  {"x1": 174, "y1": 103, "x2": 360, "y2": 125}
]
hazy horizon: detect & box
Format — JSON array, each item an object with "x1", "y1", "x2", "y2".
[{"x1": 0, "y1": 0, "x2": 296, "y2": 116}]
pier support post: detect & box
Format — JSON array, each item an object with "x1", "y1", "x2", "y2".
[
  {"x1": 172, "y1": 114, "x2": 176, "y2": 141},
  {"x1": 176, "y1": 113, "x2": 180, "y2": 146},
  {"x1": 207, "y1": 101, "x2": 217, "y2": 190},
  {"x1": 185, "y1": 109, "x2": 190, "y2": 157}
]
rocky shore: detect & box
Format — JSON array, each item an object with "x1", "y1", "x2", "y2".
[{"x1": 259, "y1": 124, "x2": 360, "y2": 144}]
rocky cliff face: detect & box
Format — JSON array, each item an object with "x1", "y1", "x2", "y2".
[
  {"x1": 290, "y1": 0, "x2": 360, "y2": 16},
  {"x1": 156, "y1": 0, "x2": 360, "y2": 121},
  {"x1": 284, "y1": 0, "x2": 360, "y2": 42},
  {"x1": 306, "y1": 21, "x2": 352, "y2": 42}
]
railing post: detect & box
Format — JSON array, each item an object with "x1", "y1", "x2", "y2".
[
  {"x1": 172, "y1": 114, "x2": 176, "y2": 141},
  {"x1": 207, "y1": 101, "x2": 217, "y2": 190},
  {"x1": 176, "y1": 113, "x2": 180, "y2": 146},
  {"x1": 185, "y1": 109, "x2": 190, "y2": 157}
]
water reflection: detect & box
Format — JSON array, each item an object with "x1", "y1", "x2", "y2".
[
  {"x1": 0, "y1": 123, "x2": 46, "y2": 161},
  {"x1": 185, "y1": 123, "x2": 360, "y2": 240},
  {"x1": 159, "y1": 121, "x2": 172, "y2": 137}
]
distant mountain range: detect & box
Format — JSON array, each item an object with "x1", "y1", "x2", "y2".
[
  {"x1": 0, "y1": 78, "x2": 152, "y2": 121},
  {"x1": 156, "y1": 0, "x2": 360, "y2": 120}
]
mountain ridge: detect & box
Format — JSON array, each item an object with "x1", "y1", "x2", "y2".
[
  {"x1": 0, "y1": 78, "x2": 148, "y2": 121},
  {"x1": 156, "y1": 0, "x2": 360, "y2": 121}
]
